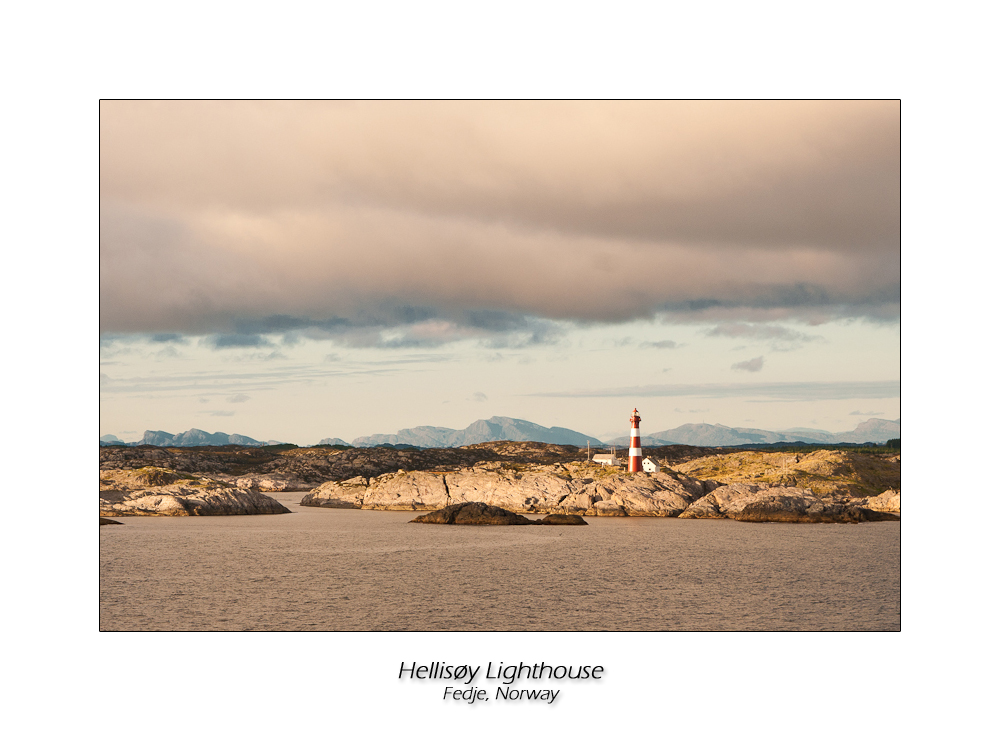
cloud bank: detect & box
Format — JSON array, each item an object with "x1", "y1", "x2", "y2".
[
  {"x1": 100, "y1": 101, "x2": 900, "y2": 342},
  {"x1": 532, "y1": 381, "x2": 900, "y2": 401}
]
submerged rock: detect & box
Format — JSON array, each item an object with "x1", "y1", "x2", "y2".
[{"x1": 411, "y1": 502, "x2": 534, "y2": 525}]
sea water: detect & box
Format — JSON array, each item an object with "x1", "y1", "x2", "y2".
[{"x1": 99, "y1": 492, "x2": 900, "y2": 631}]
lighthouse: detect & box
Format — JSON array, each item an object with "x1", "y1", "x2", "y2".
[{"x1": 628, "y1": 408, "x2": 643, "y2": 473}]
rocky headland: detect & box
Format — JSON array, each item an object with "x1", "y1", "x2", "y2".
[
  {"x1": 677, "y1": 483, "x2": 898, "y2": 522},
  {"x1": 301, "y1": 454, "x2": 899, "y2": 523},
  {"x1": 100, "y1": 467, "x2": 291, "y2": 517},
  {"x1": 99, "y1": 442, "x2": 900, "y2": 523},
  {"x1": 674, "y1": 449, "x2": 900, "y2": 496},
  {"x1": 302, "y1": 460, "x2": 711, "y2": 516}
]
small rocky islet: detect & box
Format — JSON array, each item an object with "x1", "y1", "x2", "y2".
[
  {"x1": 99, "y1": 441, "x2": 899, "y2": 523},
  {"x1": 410, "y1": 502, "x2": 588, "y2": 525}
]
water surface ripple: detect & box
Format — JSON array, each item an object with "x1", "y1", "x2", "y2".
[{"x1": 100, "y1": 493, "x2": 900, "y2": 631}]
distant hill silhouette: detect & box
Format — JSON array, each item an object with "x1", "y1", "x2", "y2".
[
  {"x1": 605, "y1": 418, "x2": 900, "y2": 448},
  {"x1": 101, "y1": 417, "x2": 899, "y2": 449},
  {"x1": 351, "y1": 416, "x2": 600, "y2": 448}
]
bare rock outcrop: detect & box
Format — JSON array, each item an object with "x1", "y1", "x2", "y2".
[
  {"x1": 302, "y1": 462, "x2": 712, "y2": 517},
  {"x1": 410, "y1": 502, "x2": 588, "y2": 525},
  {"x1": 301, "y1": 476, "x2": 370, "y2": 508},
  {"x1": 100, "y1": 467, "x2": 291, "y2": 517},
  {"x1": 99, "y1": 443, "x2": 581, "y2": 486},
  {"x1": 233, "y1": 472, "x2": 315, "y2": 492},
  {"x1": 411, "y1": 502, "x2": 535, "y2": 525},
  {"x1": 732, "y1": 493, "x2": 899, "y2": 523},
  {"x1": 298, "y1": 452, "x2": 905, "y2": 523},
  {"x1": 677, "y1": 483, "x2": 899, "y2": 522},
  {"x1": 100, "y1": 445, "x2": 901, "y2": 521},
  {"x1": 536, "y1": 513, "x2": 588, "y2": 525},
  {"x1": 865, "y1": 489, "x2": 901, "y2": 512},
  {"x1": 678, "y1": 483, "x2": 771, "y2": 519},
  {"x1": 358, "y1": 471, "x2": 449, "y2": 511},
  {"x1": 675, "y1": 449, "x2": 900, "y2": 497}
]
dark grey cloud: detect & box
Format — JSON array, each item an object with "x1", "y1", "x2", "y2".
[
  {"x1": 226, "y1": 394, "x2": 251, "y2": 403},
  {"x1": 477, "y1": 319, "x2": 564, "y2": 349},
  {"x1": 732, "y1": 356, "x2": 765, "y2": 372},
  {"x1": 208, "y1": 333, "x2": 271, "y2": 349},
  {"x1": 150, "y1": 333, "x2": 185, "y2": 343},
  {"x1": 100, "y1": 101, "x2": 900, "y2": 340},
  {"x1": 470, "y1": 392, "x2": 488, "y2": 402},
  {"x1": 170, "y1": 310, "x2": 565, "y2": 349},
  {"x1": 640, "y1": 340, "x2": 679, "y2": 349},
  {"x1": 705, "y1": 321, "x2": 824, "y2": 354},
  {"x1": 463, "y1": 310, "x2": 532, "y2": 332}
]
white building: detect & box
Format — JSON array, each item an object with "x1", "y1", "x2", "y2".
[
  {"x1": 642, "y1": 457, "x2": 660, "y2": 473},
  {"x1": 592, "y1": 454, "x2": 620, "y2": 466}
]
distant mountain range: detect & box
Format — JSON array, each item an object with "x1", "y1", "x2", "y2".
[
  {"x1": 349, "y1": 416, "x2": 597, "y2": 448},
  {"x1": 605, "y1": 418, "x2": 901, "y2": 447},
  {"x1": 100, "y1": 416, "x2": 900, "y2": 449},
  {"x1": 100, "y1": 428, "x2": 282, "y2": 448}
]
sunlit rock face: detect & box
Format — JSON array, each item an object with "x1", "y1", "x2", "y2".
[
  {"x1": 865, "y1": 489, "x2": 900, "y2": 513},
  {"x1": 303, "y1": 462, "x2": 711, "y2": 517},
  {"x1": 301, "y1": 453, "x2": 901, "y2": 523},
  {"x1": 99, "y1": 467, "x2": 291, "y2": 516}
]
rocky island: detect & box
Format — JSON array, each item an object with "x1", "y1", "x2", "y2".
[
  {"x1": 410, "y1": 502, "x2": 589, "y2": 525},
  {"x1": 100, "y1": 466, "x2": 291, "y2": 517},
  {"x1": 99, "y1": 441, "x2": 899, "y2": 523}
]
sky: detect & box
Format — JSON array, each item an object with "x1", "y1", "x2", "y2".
[{"x1": 100, "y1": 100, "x2": 900, "y2": 444}]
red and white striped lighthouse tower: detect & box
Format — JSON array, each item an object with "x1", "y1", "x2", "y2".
[{"x1": 628, "y1": 408, "x2": 643, "y2": 473}]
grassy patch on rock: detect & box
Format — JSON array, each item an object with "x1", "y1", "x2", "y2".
[{"x1": 675, "y1": 449, "x2": 899, "y2": 497}]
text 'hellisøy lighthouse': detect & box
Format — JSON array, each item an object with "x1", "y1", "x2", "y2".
[{"x1": 628, "y1": 408, "x2": 643, "y2": 473}]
